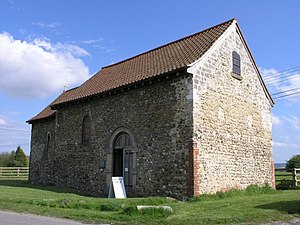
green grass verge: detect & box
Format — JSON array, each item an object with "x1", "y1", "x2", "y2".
[{"x1": 0, "y1": 180, "x2": 299, "y2": 225}]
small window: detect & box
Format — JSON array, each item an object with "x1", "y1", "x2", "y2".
[
  {"x1": 82, "y1": 115, "x2": 91, "y2": 143},
  {"x1": 232, "y1": 51, "x2": 241, "y2": 76}
]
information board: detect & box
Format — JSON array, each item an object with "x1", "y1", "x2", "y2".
[{"x1": 108, "y1": 177, "x2": 127, "y2": 198}]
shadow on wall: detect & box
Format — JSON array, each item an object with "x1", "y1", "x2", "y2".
[
  {"x1": 256, "y1": 201, "x2": 300, "y2": 215},
  {"x1": 0, "y1": 180, "x2": 92, "y2": 197}
]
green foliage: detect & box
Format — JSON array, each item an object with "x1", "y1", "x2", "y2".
[
  {"x1": 122, "y1": 205, "x2": 138, "y2": 215},
  {"x1": 0, "y1": 152, "x2": 14, "y2": 167},
  {"x1": 277, "y1": 179, "x2": 295, "y2": 190},
  {"x1": 0, "y1": 151, "x2": 17, "y2": 167},
  {"x1": 0, "y1": 146, "x2": 28, "y2": 167},
  {"x1": 99, "y1": 202, "x2": 122, "y2": 211},
  {"x1": 14, "y1": 146, "x2": 28, "y2": 167},
  {"x1": 190, "y1": 184, "x2": 276, "y2": 202},
  {"x1": 286, "y1": 154, "x2": 300, "y2": 169}
]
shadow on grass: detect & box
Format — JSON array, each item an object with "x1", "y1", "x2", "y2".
[
  {"x1": 0, "y1": 180, "x2": 93, "y2": 197},
  {"x1": 256, "y1": 201, "x2": 300, "y2": 215}
]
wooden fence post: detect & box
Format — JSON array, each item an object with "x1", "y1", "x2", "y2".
[{"x1": 292, "y1": 168, "x2": 297, "y2": 187}]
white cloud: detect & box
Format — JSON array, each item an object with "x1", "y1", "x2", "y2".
[
  {"x1": 273, "y1": 141, "x2": 299, "y2": 148},
  {"x1": 0, "y1": 118, "x2": 6, "y2": 126},
  {"x1": 80, "y1": 38, "x2": 115, "y2": 52},
  {"x1": 81, "y1": 39, "x2": 104, "y2": 44},
  {"x1": 32, "y1": 21, "x2": 62, "y2": 28},
  {"x1": 0, "y1": 32, "x2": 90, "y2": 99},
  {"x1": 283, "y1": 115, "x2": 300, "y2": 130},
  {"x1": 272, "y1": 115, "x2": 282, "y2": 126}
]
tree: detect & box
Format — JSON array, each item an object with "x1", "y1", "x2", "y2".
[
  {"x1": 0, "y1": 151, "x2": 15, "y2": 167},
  {"x1": 286, "y1": 154, "x2": 300, "y2": 169},
  {"x1": 14, "y1": 146, "x2": 28, "y2": 167}
]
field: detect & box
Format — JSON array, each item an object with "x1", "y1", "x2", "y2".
[
  {"x1": 0, "y1": 180, "x2": 299, "y2": 225},
  {"x1": 275, "y1": 170, "x2": 293, "y2": 185}
]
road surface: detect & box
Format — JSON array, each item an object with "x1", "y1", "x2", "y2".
[{"x1": 0, "y1": 210, "x2": 109, "y2": 225}]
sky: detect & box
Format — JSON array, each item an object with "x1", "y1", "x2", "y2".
[{"x1": 0, "y1": 0, "x2": 299, "y2": 163}]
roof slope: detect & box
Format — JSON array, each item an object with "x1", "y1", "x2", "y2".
[
  {"x1": 26, "y1": 105, "x2": 56, "y2": 123},
  {"x1": 27, "y1": 87, "x2": 78, "y2": 123},
  {"x1": 51, "y1": 19, "x2": 235, "y2": 106}
]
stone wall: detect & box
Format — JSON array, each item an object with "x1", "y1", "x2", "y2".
[
  {"x1": 29, "y1": 118, "x2": 56, "y2": 184},
  {"x1": 29, "y1": 74, "x2": 194, "y2": 199},
  {"x1": 188, "y1": 27, "x2": 273, "y2": 194}
]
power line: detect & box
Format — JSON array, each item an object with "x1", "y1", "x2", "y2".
[
  {"x1": 0, "y1": 127, "x2": 30, "y2": 132},
  {"x1": 266, "y1": 74, "x2": 300, "y2": 86},
  {"x1": 271, "y1": 87, "x2": 300, "y2": 96},
  {"x1": 264, "y1": 70, "x2": 300, "y2": 83},
  {"x1": 273, "y1": 91, "x2": 300, "y2": 100}
]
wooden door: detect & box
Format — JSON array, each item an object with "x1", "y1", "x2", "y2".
[{"x1": 123, "y1": 148, "x2": 134, "y2": 196}]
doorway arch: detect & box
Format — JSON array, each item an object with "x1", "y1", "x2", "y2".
[{"x1": 106, "y1": 127, "x2": 137, "y2": 196}]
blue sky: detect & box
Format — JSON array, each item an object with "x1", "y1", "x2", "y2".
[{"x1": 0, "y1": 0, "x2": 299, "y2": 163}]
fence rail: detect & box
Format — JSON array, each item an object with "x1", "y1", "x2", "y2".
[
  {"x1": 275, "y1": 168, "x2": 300, "y2": 187},
  {"x1": 0, "y1": 167, "x2": 29, "y2": 179}
]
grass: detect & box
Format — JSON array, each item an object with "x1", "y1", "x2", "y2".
[
  {"x1": 275, "y1": 171, "x2": 293, "y2": 185},
  {"x1": 0, "y1": 180, "x2": 299, "y2": 225}
]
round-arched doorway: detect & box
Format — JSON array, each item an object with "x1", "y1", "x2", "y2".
[
  {"x1": 107, "y1": 127, "x2": 137, "y2": 196},
  {"x1": 113, "y1": 132, "x2": 133, "y2": 176}
]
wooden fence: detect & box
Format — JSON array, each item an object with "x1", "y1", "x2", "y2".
[
  {"x1": 275, "y1": 168, "x2": 300, "y2": 187},
  {"x1": 0, "y1": 167, "x2": 29, "y2": 179}
]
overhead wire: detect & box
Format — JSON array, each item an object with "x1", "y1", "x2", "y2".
[
  {"x1": 262, "y1": 66, "x2": 300, "y2": 100},
  {"x1": 263, "y1": 66, "x2": 300, "y2": 79}
]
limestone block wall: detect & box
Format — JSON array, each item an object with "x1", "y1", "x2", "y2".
[
  {"x1": 188, "y1": 27, "x2": 273, "y2": 194},
  {"x1": 30, "y1": 74, "x2": 193, "y2": 199}
]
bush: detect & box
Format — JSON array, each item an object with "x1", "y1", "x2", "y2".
[
  {"x1": 276, "y1": 179, "x2": 295, "y2": 190},
  {"x1": 286, "y1": 154, "x2": 300, "y2": 169},
  {"x1": 0, "y1": 146, "x2": 28, "y2": 167}
]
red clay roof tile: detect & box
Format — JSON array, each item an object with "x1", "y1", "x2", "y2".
[
  {"x1": 27, "y1": 87, "x2": 79, "y2": 123},
  {"x1": 50, "y1": 19, "x2": 235, "y2": 107}
]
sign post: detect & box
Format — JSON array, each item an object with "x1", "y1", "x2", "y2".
[{"x1": 108, "y1": 177, "x2": 127, "y2": 198}]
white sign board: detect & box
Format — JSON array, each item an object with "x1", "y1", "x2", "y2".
[{"x1": 108, "y1": 177, "x2": 127, "y2": 199}]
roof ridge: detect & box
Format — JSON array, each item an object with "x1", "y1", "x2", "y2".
[
  {"x1": 102, "y1": 18, "x2": 236, "y2": 69},
  {"x1": 64, "y1": 86, "x2": 79, "y2": 93}
]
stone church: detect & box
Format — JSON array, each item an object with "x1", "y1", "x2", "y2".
[{"x1": 27, "y1": 19, "x2": 275, "y2": 199}]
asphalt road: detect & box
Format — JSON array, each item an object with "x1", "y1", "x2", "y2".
[{"x1": 0, "y1": 210, "x2": 109, "y2": 225}]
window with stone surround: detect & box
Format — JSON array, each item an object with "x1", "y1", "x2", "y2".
[
  {"x1": 232, "y1": 51, "x2": 241, "y2": 79},
  {"x1": 82, "y1": 115, "x2": 91, "y2": 143}
]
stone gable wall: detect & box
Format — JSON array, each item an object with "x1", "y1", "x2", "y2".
[
  {"x1": 29, "y1": 75, "x2": 193, "y2": 199},
  {"x1": 188, "y1": 27, "x2": 273, "y2": 194}
]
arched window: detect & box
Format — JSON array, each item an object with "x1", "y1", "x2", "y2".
[
  {"x1": 82, "y1": 115, "x2": 91, "y2": 143},
  {"x1": 232, "y1": 51, "x2": 241, "y2": 76}
]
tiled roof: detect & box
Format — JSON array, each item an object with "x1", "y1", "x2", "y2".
[
  {"x1": 26, "y1": 105, "x2": 56, "y2": 123},
  {"x1": 27, "y1": 87, "x2": 78, "y2": 123},
  {"x1": 50, "y1": 19, "x2": 235, "y2": 107}
]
